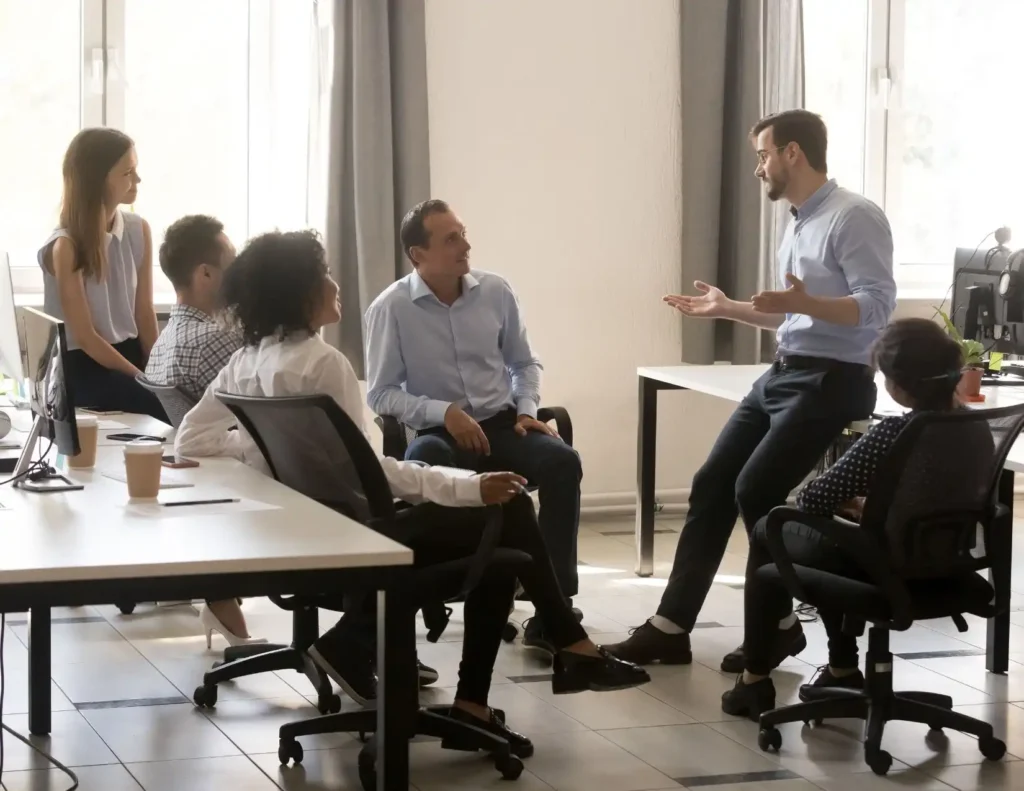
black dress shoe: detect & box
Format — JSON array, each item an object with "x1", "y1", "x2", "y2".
[
  {"x1": 418, "y1": 658, "x2": 439, "y2": 687},
  {"x1": 552, "y1": 646, "x2": 651, "y2": 694},
  {"x1": 308, "y1": 638, "x2": 377, "y2": 706},
  {"x1": 523, "y1": 617, "x2": 556, "y2": 655},
  {"x1": 442, "y1": 706, "x2": 534, "y2": 758},
  {"x1": 798, "y1": 666, "x2": 864, "y2": 702},
  {"x1": 721, "y1": 677, "x2": 776, "y2": 721},
  {"x1": 604, "y1": 619, "x2": 692, "y2": 666},
  {"x1": 720, "y1": 620, "x2": 807, "y2": 674}
]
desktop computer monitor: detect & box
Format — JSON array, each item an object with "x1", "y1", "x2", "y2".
[
  {"x1": 13, "y1": 307, "x2": 83, "y2": 491},
  {"x1": 950, "y1": 245, "x2": 1024, "y2": 357},
  {"x1": 0, "y1": 251, "x2": 25, "y2": 384}
]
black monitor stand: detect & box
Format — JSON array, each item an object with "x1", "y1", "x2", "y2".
[{"x1": 13, "y1": 416, "x2": 83, "y2": 492}]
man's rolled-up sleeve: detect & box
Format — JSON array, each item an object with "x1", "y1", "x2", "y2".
[{"x1": 835, "y1": 204, "x2": 896, "y2": 330}]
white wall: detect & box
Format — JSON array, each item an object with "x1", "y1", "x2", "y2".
[{"x1": 424, "y1": 0, "x2": 735, "y2": 505}]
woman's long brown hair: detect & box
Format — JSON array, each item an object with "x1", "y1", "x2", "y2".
[{"x1": 58, "y1": 128, "x2": 134, "y2": 282}]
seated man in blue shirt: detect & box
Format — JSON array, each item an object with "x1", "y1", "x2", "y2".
[
  {"x1": 364, "y1": 200, "x2": 583, "y2": 652},
  {"x1": 607, "y1": 110, "x2": 897, "y2": 675}
]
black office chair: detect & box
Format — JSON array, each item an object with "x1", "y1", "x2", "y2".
[
  {"x1": 135, "y1": 374, "x2": 198, "y2": 429},
  {"x1": 199, "y1": 392, "x2": 533, "y2": 787},
  {"x1": 753, "y1": 404, "x2": 1024, "y2": 776},
  {"x1": 376, "y1": 406, "x2": 574, "y2": 642}
]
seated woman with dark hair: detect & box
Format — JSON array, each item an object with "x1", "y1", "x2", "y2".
[
  {"x1": 721, "y1": 318, "x2": 967, "y2": 719},
  {"x1": 175, "y1": 230, "x2": 648, "y2": 757}
]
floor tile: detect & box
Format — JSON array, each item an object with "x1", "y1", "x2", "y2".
[
  {"x1": 642, "y1": 661, "x2": 751, "y2": 724},
  {"x1": 151, "y1": 655, "x2": 300, "y2": 702},
  {"x1": 523, "y1": 684, "x2": 694, "y2": 731},
  {"x1": 809, "y1": 767, "x2": 953, "y2": 790},
  {"x1": 0, "y1": 711, "x2": 118, "y2": 772},
  {"x1": 81, "y1": 702, "x2": 241, "y2": 763},
  {"x1": 678, "y1": 779, "x2": 817, "y2": 791},
  {"x1": 251, "y1": 745, "x2": 393, "y2": 789},
  {"x1": 13, "y1": 621, "x2": 144, "y2": 664},
  {"x1": 51, "y1": 658, "x2": 182, "y2": 704},
  {"x1": 125, "y1": 756, "x2": 282, "y2": 791},
  {"x1": 407, "y1": 740, "x2": 556, "y2": 790},
  {"x1": 601, "y1": 722, "x2": 782, "y2": 778},
  {"x1": 524, "y1": 730, "x2": 680, "y2": 791},
  {"x1": 1, "y1": 763, "x2": 143, "y2": 791},
  {"x1": 909, "y1": 655, "x2": 1024, "y2": 703},
  {"x1": 927, "y1": 759, "x2": 1024, "y2": 790},
  {"x1": 201, "y1": 695, "x2": 359, "y2": 754}
]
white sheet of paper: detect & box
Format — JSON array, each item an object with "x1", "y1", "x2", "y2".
[
  {"x1": 100, "y1": 467, "x2": 194, "y2": 489},
  {"x1": 125, "y1": 498, "x2": 281, "y2": 518},
  {"x1": 98, "y1": 419, "x2": 130, "y2": 431}
]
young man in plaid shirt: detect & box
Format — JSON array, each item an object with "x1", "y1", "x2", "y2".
[{"x1": 146, "y1": 215, "x2": 242, "y2": 400}]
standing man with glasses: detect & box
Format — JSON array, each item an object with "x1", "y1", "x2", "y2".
[{"x1": 607, "y1": 109, "x2": 896, "y2": 673}]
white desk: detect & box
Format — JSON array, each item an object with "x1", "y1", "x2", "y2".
[
  {"x1": 636, "y1": 363, "x2": 1024, "y2": 674},
  {"x1": 0, "y1": 425, "x2": 416, "y2": 789}
]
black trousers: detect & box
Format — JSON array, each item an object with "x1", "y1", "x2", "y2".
[
  {"x1": 656, "y1": 362, "x2": 876, "y2": 630},
  {"x1": 325, "y1": 493, "x2": 587, "y2": 706},
  {"x1": 405, "y1": 407, "x2": 582, "y2": 599},
  {"x1": 65, "y1": 337, "x2": 169, "y2": 422},
  {"x1": 744, "y1": 517, "x2": 867, "y2": 675}
]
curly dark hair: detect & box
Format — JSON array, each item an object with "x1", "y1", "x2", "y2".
[
  {"x1": 221, "y1": 230, "x2": 329, "y2": 346},
  {"x1": 873, "y1": 318, "x2": 964, "y2": 411}
]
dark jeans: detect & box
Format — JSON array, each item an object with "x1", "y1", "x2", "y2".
[
  {"x1": 324, "y1": 493, "x2": 587, "y2": 707},
  {"x1": 405, "y1": 407, "x2": 582, "y2": 599},
  {"x1": 65, "y1": 337, "x2": 169, "y2": 422},
  {"x1": 744, "y1": 517, "x2": 869, "y2": 675},
  {"x1": 656, "y1": 362, "x2": 876, "y2": 630}
]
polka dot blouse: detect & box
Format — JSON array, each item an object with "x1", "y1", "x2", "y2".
[{"x1": 796, "y1": 415, "x2": 912, "y2": 516}]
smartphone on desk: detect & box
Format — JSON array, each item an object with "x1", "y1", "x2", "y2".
[
  {"x1": 107, "y1": 432, "x2": 166, "y2": 443},
  {"x1": 162, "y1": 455, "x2": 199, "y2": 469}
]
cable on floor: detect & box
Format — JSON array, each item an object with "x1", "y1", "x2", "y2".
[{"x1": 0, "y1": 613, "x2": 80, "y2": 790}]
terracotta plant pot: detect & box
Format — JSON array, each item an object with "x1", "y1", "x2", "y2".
[{"x1": 957, "y1": 367, "x2": 983, "y2": 399}]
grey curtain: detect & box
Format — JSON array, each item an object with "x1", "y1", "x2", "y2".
[
  {"x1": 322, "y1": 0, "x2": 431, "y2": 377},
  {"x1": 679, "y1": 0, "x2": 804, "y2": 364}
]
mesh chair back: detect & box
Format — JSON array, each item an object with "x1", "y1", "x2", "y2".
[
  {"x1": 135, "y1": 375, "x2": 198, "y2": 428},
  {"x1": 215, "y1": 392, "x2": 396, "y2": 524},
  {"x1": 861, "y1": 404, "x2": 1024, "y2": 578}
]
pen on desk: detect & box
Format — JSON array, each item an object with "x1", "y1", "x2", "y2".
[{"x1": 162, "y1": 498, "x2": 240, "y2": 508}]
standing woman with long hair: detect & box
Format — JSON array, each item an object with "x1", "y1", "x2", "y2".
[{"x1": 37, "y1": 128, "x2": 167, "y2": 420}]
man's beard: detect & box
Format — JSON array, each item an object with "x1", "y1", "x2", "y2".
[{"x1": 764, "y1": 176, "x2": 785, "y2": 202}]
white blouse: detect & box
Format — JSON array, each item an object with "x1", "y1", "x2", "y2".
[{"x1": 175, "y1": 333, "x2": 484, "y2": 508}]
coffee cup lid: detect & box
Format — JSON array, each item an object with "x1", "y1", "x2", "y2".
[
  {"x1": 76, "y1": 414, "x2": 98, "y2": 428},
  {"x1": 123, "y1": 439, "x2": 163, "y2": 455}
]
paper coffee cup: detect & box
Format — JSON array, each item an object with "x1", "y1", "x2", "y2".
[
  {"x1": 123, "y1": 439, "x2": 163, "y2": 499},
  {"x1": 69, "y1": 414, "x2": 99, "y2": 469}
]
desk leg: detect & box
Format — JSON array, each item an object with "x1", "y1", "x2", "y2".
[
  {"x1": 635, "y1": 376, "x2": 658, "y2": 577},
  {"x1": 987, "y1": 469, "x2": 1014, "y2": 674},
  {"x1": 376, "y1": 586, "x2": 416, "y2": 791},
  {"x1": 28, "y1": 606, "x2": 52, "y2": 735}
]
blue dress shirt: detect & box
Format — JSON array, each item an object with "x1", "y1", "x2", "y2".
[
  {"x1": 775, "y1": 180, "x2": 896, "y2": 366},
  {"x1": 364, "y1": 270, "x2": 543, "y2": 429}
]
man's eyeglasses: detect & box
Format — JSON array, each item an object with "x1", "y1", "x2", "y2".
[{"x1": 756, "y1": 146, "x2": 786, "y2": 165}]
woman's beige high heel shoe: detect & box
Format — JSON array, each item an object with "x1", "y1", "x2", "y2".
[{"x1": 199, "y1": 605, "x2": 267, "y2": 649}]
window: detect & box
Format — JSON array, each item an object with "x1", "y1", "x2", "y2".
[
  {"x1": 0, "y1": 0, "x2": 323, "y2": 294},
  {"x1": 803, "y1": 0, "x2": 1024, "y2": 292}
]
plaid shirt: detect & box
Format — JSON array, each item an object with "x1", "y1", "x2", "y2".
[{"x1": 145, "y1": 305, "x2": 242, "y2": 400}]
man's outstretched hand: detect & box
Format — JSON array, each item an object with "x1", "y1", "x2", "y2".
[
  {"x1": 752, "y1": 274, "x2": 811, "y2": 315},
  {"x1": 663, "y1": 281, "x2": 729, "y2": 319}
]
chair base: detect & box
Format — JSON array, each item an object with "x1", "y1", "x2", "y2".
[
  {"x1": 277, "y1": 705, "x2": 522, "y2": 790},
  {"x1": 756, "y1": 627, "x2": 1007, "y2": 775}
]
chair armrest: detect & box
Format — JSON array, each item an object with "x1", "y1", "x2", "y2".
[
  {"x1": 538, "y1": 406, "x2": 574, "y2": 447},
  {"x1": 764, "y1": 506, "x2": 915, "y2": 629},
  {"x1": 374, "y1": 414, "x2": 408, "y2": 459}
]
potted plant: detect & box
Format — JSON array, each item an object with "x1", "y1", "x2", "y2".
[{"x1": 935, "y1": 308, "x2": 985, "y2": 399}]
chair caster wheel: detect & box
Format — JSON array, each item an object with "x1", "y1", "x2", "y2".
[
  {"x1": 757, "y1": 727, "x2": 782, "y2": 752},
  {"x1": 317, "y1": 693, "x2": 342, "y2": 715},
  {"x1": 116, "y1": 601, "x2": 136, "y2": 615},
  {"x1": 866, "y1": 748, "x2": 892, "y2": 776},
  {"x1": 358, "y1": 746, "x2": 377, "y2": 791},
  {"x1": 278, "y1": 738, "x2": 303, "y2": 766},
  {"x1": 980, "y1": 736, "x2": 1006, "y2": 761},
  {"x1": 494, "y1": 753, "x2": 524, "y2": 780},
  {"x1": 502, "y1": 622, "x2": 518, "y2": 642},
  {"x1": 193, "y1": 684, "x2": 217, "y2": 708}
]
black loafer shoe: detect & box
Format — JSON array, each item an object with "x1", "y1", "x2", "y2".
[
  {"x1": 552, "y1": 646, "x2": 651, "y2": 694},
  {"x1": 721, "y1": 677, "x2": 776, "y2": 721},
  {"x1": 798, "y1": 666, "x2": 864, "y2": 702},
  {"x1": 442, "y1": 706, "x2": 534, "y2": 758},
  {"x1": 721, "y1": 621, "x2": 807, "y2": 674}
]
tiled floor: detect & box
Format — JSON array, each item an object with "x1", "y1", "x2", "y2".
[{"x1": 3, "y1": 515, "x2": 1024, "y2": 790}]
